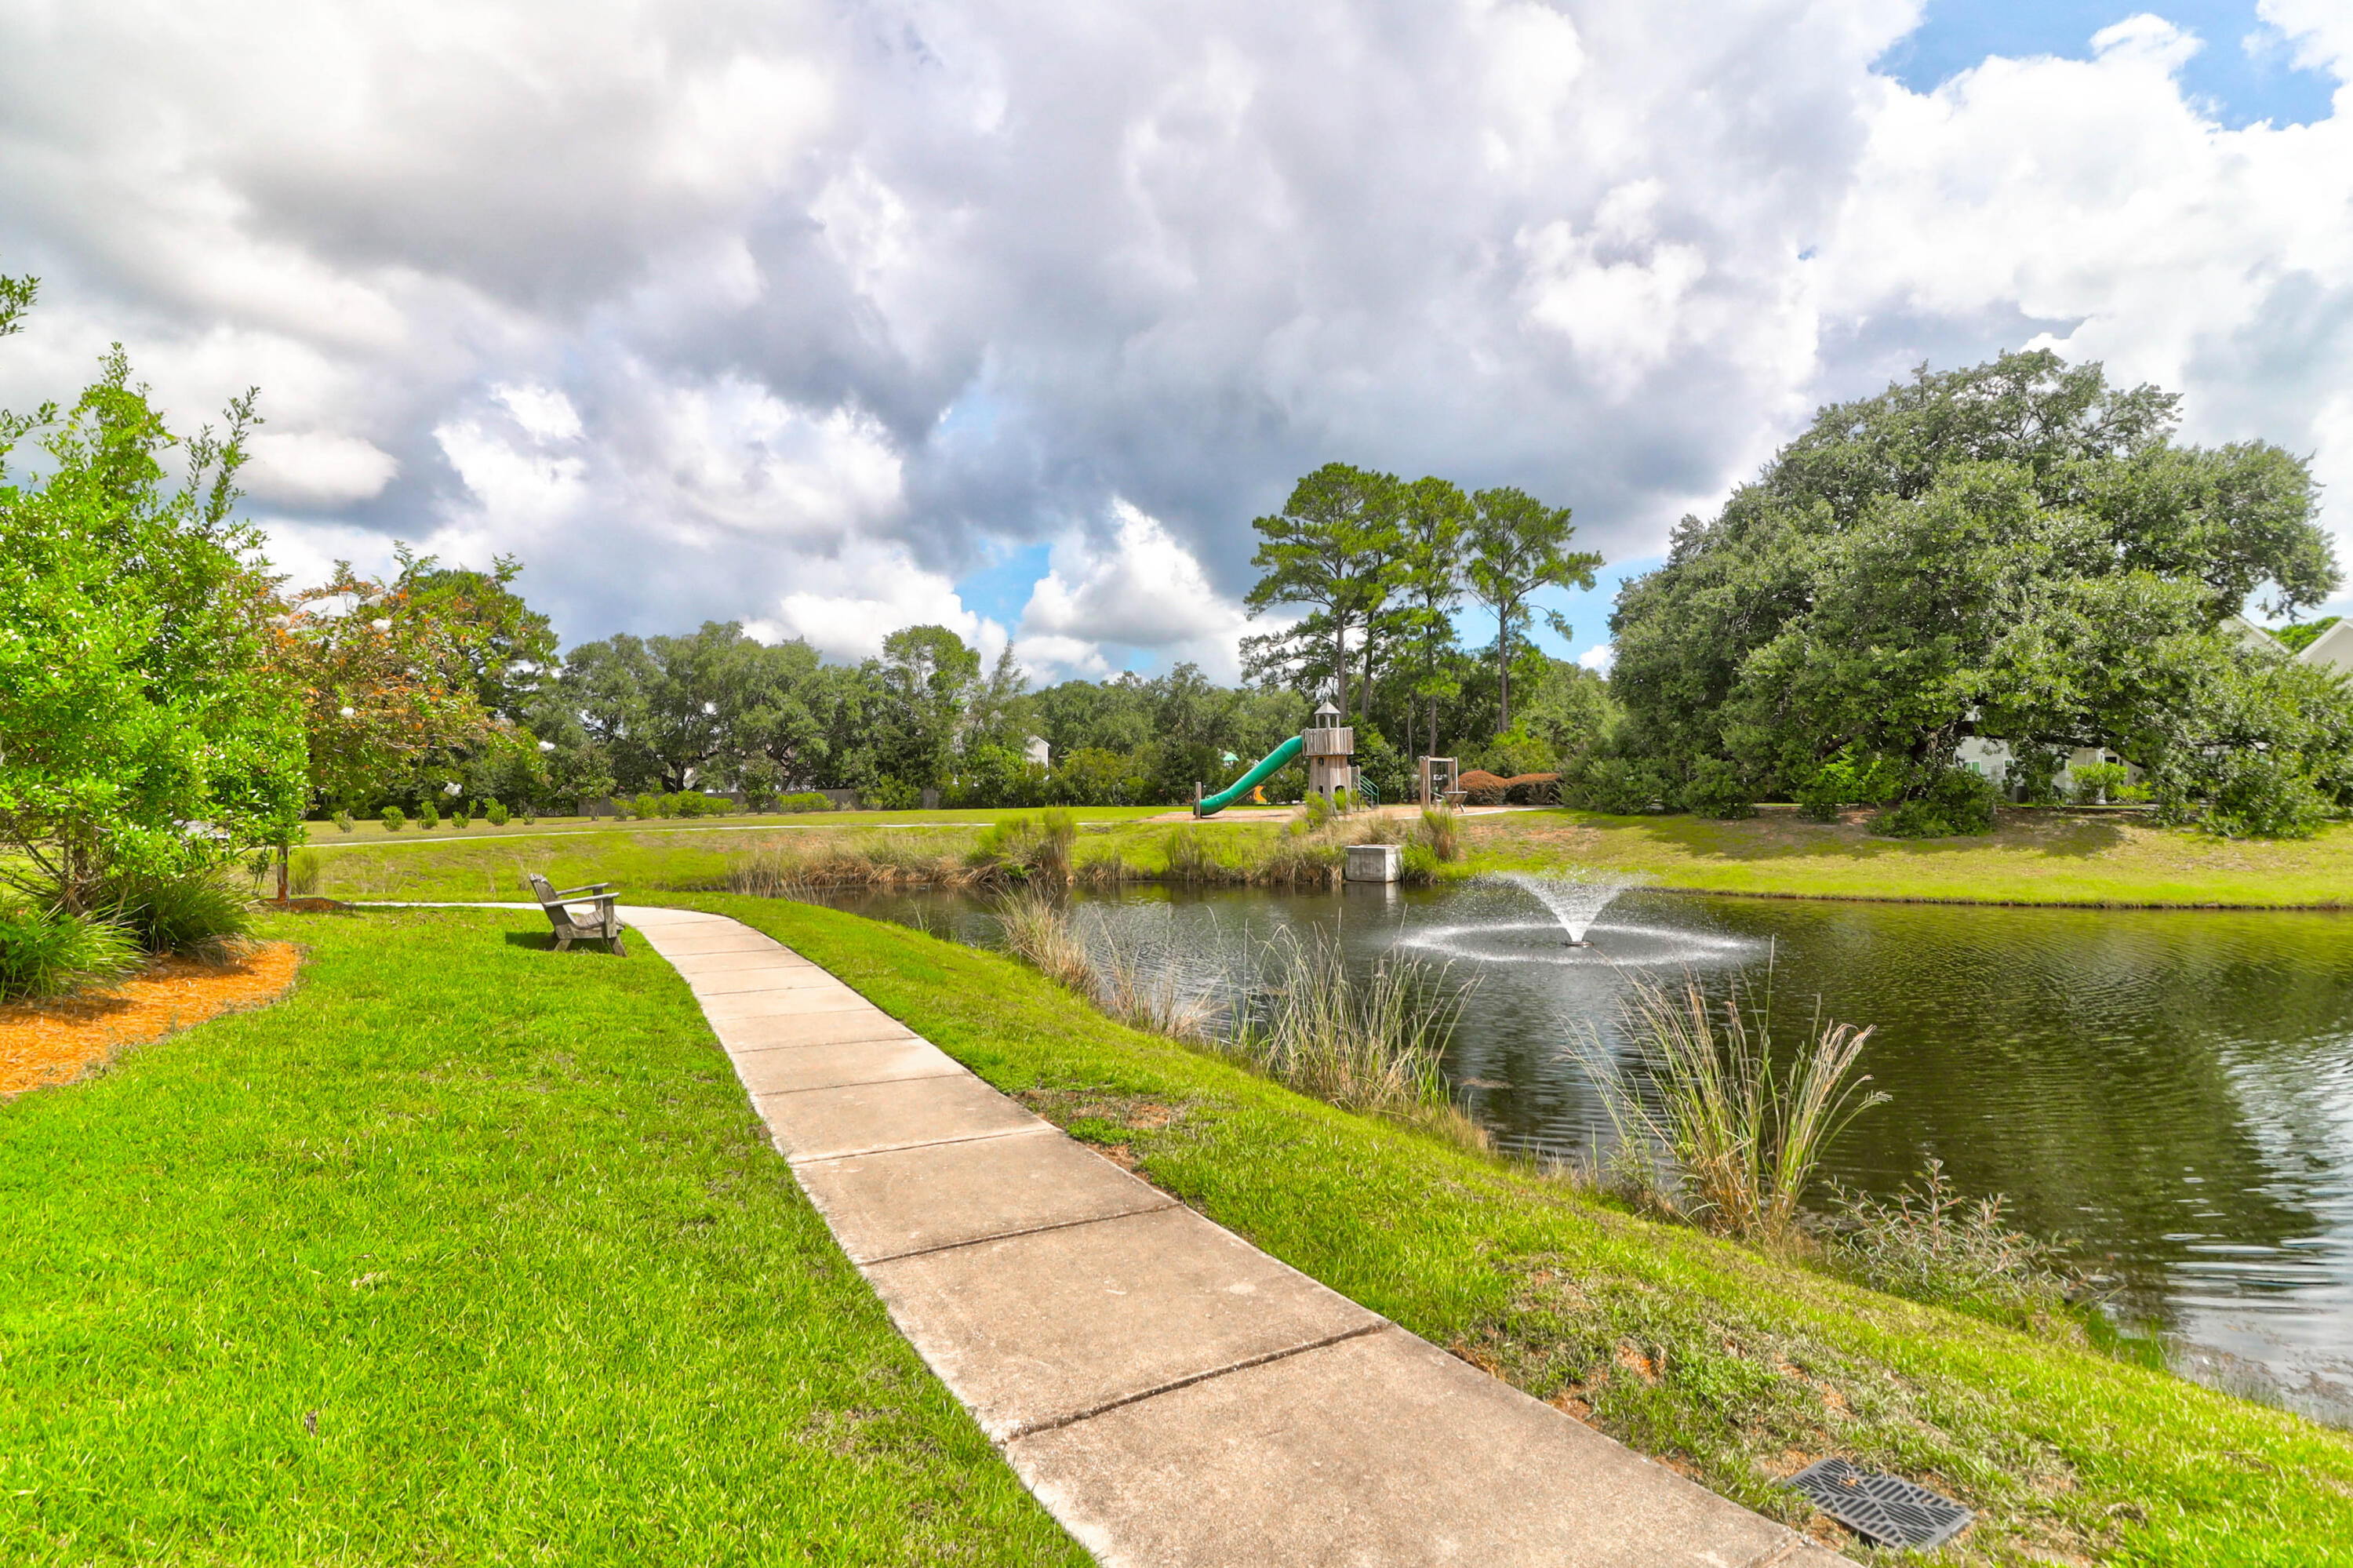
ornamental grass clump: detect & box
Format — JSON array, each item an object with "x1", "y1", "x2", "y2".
[
  {"x1": 99, "y1": 872, "x2": 251, "y2": 962},
  {"x1": 0, "y1": 904, "x2": 138, "y2": 1002},
  {"x1": 993, "y1": 887, "x2": 1094, "y2": 993},
  {"x1": 969, "y1": 809, "x2": 1076, "y2": 884},
  {"x1": 1228, "y1": 930, "x2": 1466, "y2": 1118},
  {"x1": 1593, "y1": 969, "x2": 1886, "y2": 1246}
]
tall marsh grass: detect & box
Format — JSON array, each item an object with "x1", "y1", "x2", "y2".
[
  {"x1": 1591, "y1": 969, "x2": 1886, "y2": 1245},
  {"x1": 727, "y1": 832, "x2": 975, "y2": 895},
  {"x1": 1230, "y1": 930, "x2": 1467, "y2": 1119},
  {"x1": 988, "y1": 893, "x2": 1475, "y2": 1133}
]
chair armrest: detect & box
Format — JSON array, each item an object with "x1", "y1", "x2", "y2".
[{"x1": 548, "y1": 882, "x2": 618, "y2": 899}]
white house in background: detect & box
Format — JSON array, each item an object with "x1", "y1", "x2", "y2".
[
  {"x1": 1954, "y1": 617, "x2": 2347, "y2": 795},
  {"x1": 1024, "y1": 734, "x2": 1052, "y2": 768},
  {"x1": 2297, "y1": 620, "x2": 2353, "y2": 676}
]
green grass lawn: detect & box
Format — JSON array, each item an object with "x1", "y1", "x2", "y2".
[
  {"x1": 674, "y1": 893, "x2": 2353, "y2": 1566},
  {"x1": 0, "y1": 909, "x2": 1084, "y2": 1566},
  {"x1": 1465, "y1": 807, "x2": 2353, "y2": 907},
  {"x1": 308, "y1": 803, "x2": 1173, "y2": 845},
  {"x1": 305, "y1": 805, "x2": 2353, "y2": 911}
]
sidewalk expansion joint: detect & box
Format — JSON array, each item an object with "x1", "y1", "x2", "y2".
[
  {"x1": 781, "y1": 1124, "x2": 1048, "y2": 1166},
  {"x1": 744, "y1": 1067, "x2": 968, "y2": 1096},
  {"x1": 854, "y1": 1196, "x2": 1184, "y2": 1266},
  {"x1": 726, "y1": 1038, "x2": 926, "y2": 1068},
  {"x1": 1000, "y1": 1321, "x2": 1391, "y2": 1444}
]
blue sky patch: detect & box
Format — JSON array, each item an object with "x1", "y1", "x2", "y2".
[{"x1": 1880, "y1": 2, "x2": 2338, "y2": 128}]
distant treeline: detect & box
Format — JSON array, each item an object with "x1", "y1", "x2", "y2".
[{"x1": 395, "y1": 609, "x2": 1614, "y2": 817}]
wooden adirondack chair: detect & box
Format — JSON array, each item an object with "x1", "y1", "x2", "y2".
[{"x1": 527, "y1": 872, "x2": 628, "y2": 955}]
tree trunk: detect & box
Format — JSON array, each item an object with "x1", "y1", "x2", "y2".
[
  {"x1": 1496, "y1": 613, "x2": 1511, "y2": 733},
  {"x1": 1333, "y1": 620, "x2": 1349, "y2": 716}
]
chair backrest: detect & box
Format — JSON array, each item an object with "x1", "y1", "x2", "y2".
[{"x1": 526, "y1": 872, "x2": 558, "y2": 904}]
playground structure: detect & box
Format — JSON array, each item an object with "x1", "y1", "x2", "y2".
[
  {"x1": 1193, "y1": 700, "x2": 1364, "y2": 817},
  {"x1": 1192, "y1": 707, "x2": 1482, "y2": 819},
  {"x1": 1418, "y1": 755, "x2": 1462, "y2": 809}
]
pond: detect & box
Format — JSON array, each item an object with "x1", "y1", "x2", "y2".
[{"x1": 813, "y1": 879, "x2": 2353, "y2": 1426}]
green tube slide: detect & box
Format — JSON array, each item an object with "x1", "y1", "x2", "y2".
[{"x1": 1196, "y1": 733, "x2": 1304, "y2": 816}]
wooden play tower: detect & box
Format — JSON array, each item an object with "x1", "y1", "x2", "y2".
[{"x1": 1303, "y1": 700, "x2": 1355, "y2": 806}]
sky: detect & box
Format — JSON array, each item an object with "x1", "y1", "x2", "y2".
[{"x1": 1, "y1": 0, "x2": 2348, "y2": 683}]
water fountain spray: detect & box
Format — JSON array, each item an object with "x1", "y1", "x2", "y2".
[{"x1": 1492, "y1": 871, "x2": 1641, "y2": 947}]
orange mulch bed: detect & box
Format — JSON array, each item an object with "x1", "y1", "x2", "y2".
[{"x1": 0, "y1": 941, "x2": 303, "y2": 1096}]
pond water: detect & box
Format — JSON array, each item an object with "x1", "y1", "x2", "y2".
[{"x1": 814, "y1": 880, "x2": 2353, "y2": 1425}]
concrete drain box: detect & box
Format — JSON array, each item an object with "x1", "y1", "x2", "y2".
[
  {"x1": 1787, "y1": 1457, "x2": 1971, "y2": 1551},
  {"x1": 1344, "y1": 844, "x2": 1402, "y2": 883}
]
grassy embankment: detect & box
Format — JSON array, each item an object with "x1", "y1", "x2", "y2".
[
  {"x1": 0, "y1": 910, "x2": 1084, "y2": 1566},
  {"x1": 304, "y1": 804, "x2": 2353, "y2": 909},
  {"x1": 672, "y1": 892, "x2": 2353, "y2": 1566}
]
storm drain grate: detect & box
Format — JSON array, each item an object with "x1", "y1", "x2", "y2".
[{"x1": 1787, "y1": 1457, "x2": 1972, "y2": 1550}]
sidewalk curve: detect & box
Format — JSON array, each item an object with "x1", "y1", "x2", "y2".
[{"x1": 386, "y1": 901, "x2": 1853, "y2": 1566}]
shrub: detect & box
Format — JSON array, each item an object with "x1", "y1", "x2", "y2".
[
  {"x1": 1821, "y1": 1159, "x2": 2087, "y2": 1329},
  {"x1": 101, "y1": 873, "x2": 251, "y2": 959},
  {"x1": 777, "y1": 791, "x2": 837, "y2": 813},
  {"x1": 288, "y1": 849, "x2": 322, "y2": 897},
  {"x1": 380, "y1": 806, "x2": 405, "y2": 832},
  {"x1": 522, "y1": 806, "x2": 539, "y2": 824},
  {"x1": 452, "y1": 806, "x2": 471, "y2": 829},
  {"x1": 631, "y1": 792, "x2": 664, "y2": 820},
  {"x1": 864, "y1": 778, "x2": 921, "y2": 810},
  {"x1": 970, "y1": 810, "x2": 1077, "y2": 882},
  {"x1": 1457, "y1": 769, "x2": 1510, "y2": 805},
  {"x1": 483, "y1": 799, "x2": 509, "y2": 827},
  {"x1": 1400, "y1": 841, "x2": 1441, "y2": 885},
  {"x1": 332, "y1": 810, "x2": 355, "y2": 835},
  {"x1": 1291, "y1": 792, "x2": 1336, "y2": 835},
  {"x1": 2070, "y1": 761, "x2": 2128, "y2": 806},
  {"x1": 1793, "y1": 746, "x2": 1905, "y2": 821},
  {"x1": 416, "y1": 800, "x2": 440, "y2": 829},
  {"x1": 2009, "y1": 744, "x2": 2067, "y2": 806},
  {"x1": 1681, "y1": 759, "x2": 1755, "y2": 819},
  {"x1": 1570, "y1": 758, "x2": 1667, "y2": 815},
  {"x1": 0, "y1": 904, "x2": 139, "y2": 1001},
  {"x1": 1873, "y1": 766, "x2": 1999, "y2": 839},
  {"x1": 2205, "y1": 753, "x2": 2329, "y2": 839}
]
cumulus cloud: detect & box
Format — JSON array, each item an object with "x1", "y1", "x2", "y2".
[
  {"x1": 749, "y1": 537, "x2": 1005, "y2": 664},
  {"x1": 1013, "y1": 500, "x2": 1263, "y2": 681},
  {"x1": 1816, "y1": 8, "x2": 2353, "y2": 585},
  {"x1": 2, "y1": 0, "x2": 2349, "y2": 661}
]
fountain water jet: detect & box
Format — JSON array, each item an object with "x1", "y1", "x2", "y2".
[{"x1": 1491, "y1": 871, "x2": 1642, "y2": 947}]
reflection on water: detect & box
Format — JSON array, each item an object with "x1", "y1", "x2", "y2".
[{"x1": 815, "y1": 880, "x2": 2353, "y2": 1426}]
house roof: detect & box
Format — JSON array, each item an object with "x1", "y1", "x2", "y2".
[{"x1": 2297, "y1": 619, "x2": 2353, "y2": 675}]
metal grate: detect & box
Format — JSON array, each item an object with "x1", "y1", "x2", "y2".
[{"x1": 1787, "y1": 1457, "x2": 1973, "y2": 1550}]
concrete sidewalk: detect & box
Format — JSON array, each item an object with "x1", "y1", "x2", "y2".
[{"x1": 621, "y1": 906, "x2": 1850, "y2": 1565}]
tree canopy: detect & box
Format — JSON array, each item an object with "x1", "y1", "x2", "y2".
[
  {"x1": 1605, "y1": 351, "x2": 2348, "y2": 828},
  {"x1": 0, "y1": 299, "x2": 305, "y2": 910}
]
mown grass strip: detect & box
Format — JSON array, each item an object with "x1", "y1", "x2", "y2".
[
  {"x1": 687, "y1": 893, "x2": 2353, "y2": 1566},
  {"x1": 302, "y1": 805, "x2": 2353, "y2": 911},
  {"x1": 0, "y1": 908, "x2": 1085, "y2": 1567}
]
